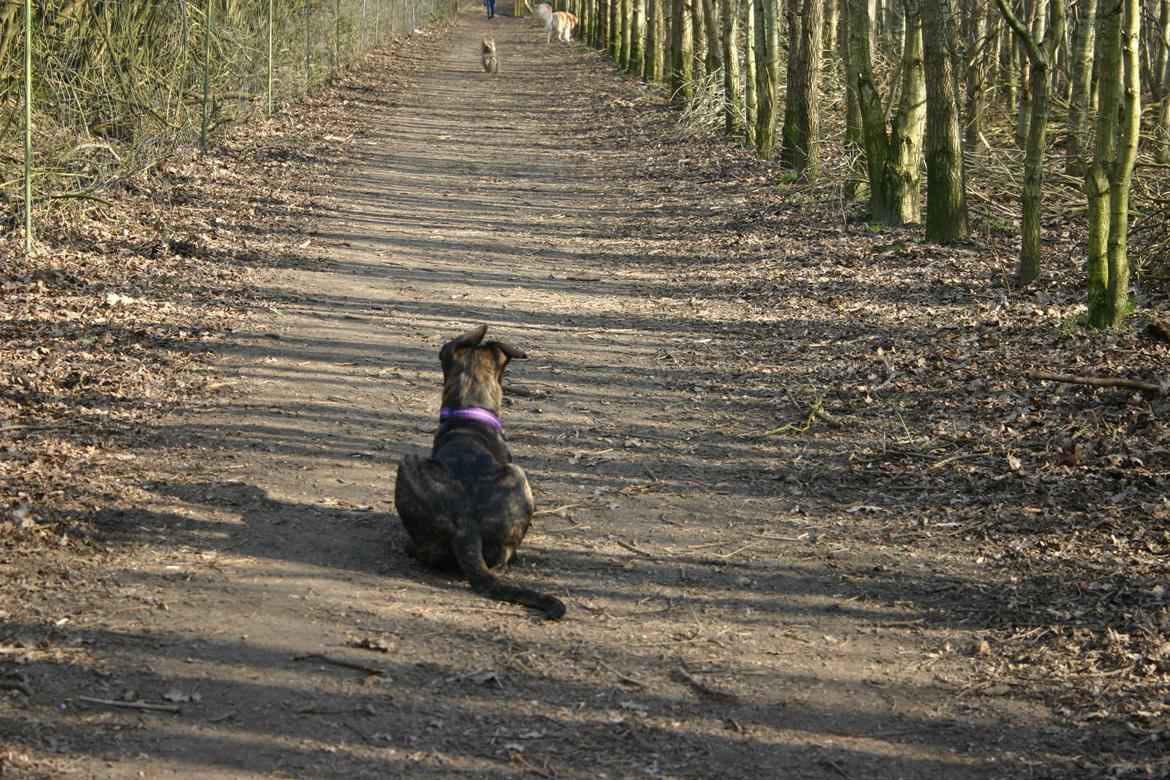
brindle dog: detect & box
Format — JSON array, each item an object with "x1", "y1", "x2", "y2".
[{"x1": 394, "y1": 325, "x2": 565, "y2": 619}]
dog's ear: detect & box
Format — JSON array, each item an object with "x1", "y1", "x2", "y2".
[
  {"x1": 486, "y1": 340, "x2": 528, "y2": 366},
  {"x1": 440, "y1": 325, "x2": 489, "y2": 371}
]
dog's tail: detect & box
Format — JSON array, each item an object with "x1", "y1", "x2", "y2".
[{"x1": 453, "y1": 530, "x2": 566, "y2": 620}]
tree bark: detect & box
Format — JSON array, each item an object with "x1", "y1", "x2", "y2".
[
  {"x1": 922, "y1": 0, "x2": 969, "y2": 241},
  {"x1": 840, "y1": 0, "x2": 861, "y2": 150},
  {"x1": 995, "y1": 0, "x2": 1052, "y2": 287},
  {"x1": 1145, "y1": 0, "x2": 1170, "y2": 163},
  {"x1": 691, "y1": 0, "x2": 707, "y2": 82},
  {"x1": 849, "y1": 0, "x2": 926, "y2": 223},
  {"x1": 644, "y1": 0, "x2": 664, "y2": 79},
  {"x1": 960, "y1": 3, "x2": 994, "y2": 153},
  {"x1": 721, "y1": 0, "x2": 745, "y2": 135},
  {"x1": 745, "y1": 0, "x2": 758, "y2": 145},
  {"x1": 1086, "y1": 0, "x2": 1140, "y2": 328},
  {"x1": 780, "y1": 0, "x2": 824, "y2": 178},
  {"x1": 752, "y1": 0, "x2": 780, "y2": 158},
  {"x1": 701, "y1": 0, "x2": 723, "y2": 76},
  {"x1": 610, "y1": 0, "x2": 623, "y2": 60},
  {"x1": 621, "y1": 0, "x2": 633, "y2": 68},
  {"x1": 671, "y1": 0, "x2": 695, "y2": 103},
  {"x1": 1065, "y1": 0, "x2": 1096, "y2": 174},
  {"x1": 632, "y1": 0, "x2": 646, "y2": 73}
]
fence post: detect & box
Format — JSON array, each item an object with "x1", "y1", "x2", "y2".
[
  {"x1": 200, "y1": 0, "x2": 213, "y2": 152},
  {"x1": 334, "y1": 0, "x2": 340, "y2": 73},
  {"x1": 22, "y1": 0, "x2": 32, "y2": 255}
]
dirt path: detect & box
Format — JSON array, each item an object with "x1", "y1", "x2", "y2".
[{"x1": 3, "y1": 11, "x2": 1086, "y2": 779}]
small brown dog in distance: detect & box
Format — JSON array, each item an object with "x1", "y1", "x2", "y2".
[
  {"x1": 481, "y1": 37, "x2": 499, "y2": 74},
  {"x1": 394, "y1": 326, "x2": 565, "y2": 620}
]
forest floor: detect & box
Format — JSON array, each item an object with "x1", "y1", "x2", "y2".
[{"x1": 2, "y1": 5, "x2": 1169, "y2": 779}]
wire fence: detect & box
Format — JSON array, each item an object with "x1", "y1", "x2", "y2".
[{"x1": 1, "y1": 0, "x2": 457, "y2": 255}]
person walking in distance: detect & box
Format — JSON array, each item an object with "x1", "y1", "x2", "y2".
[{"x1": 484, "y1": 0, "x2": 495, "y2": 17}]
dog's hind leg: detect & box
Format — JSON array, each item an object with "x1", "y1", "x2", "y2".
[
  {"x1": 453, "y1": 528, "x2": 565, "y2": 619},
  {"x1": 395, "y1": 456, "x2": 461, "y2": 565}
]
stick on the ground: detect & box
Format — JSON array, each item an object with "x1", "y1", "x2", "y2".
[
  {"x1": 0, "y1": 675, "x2": 32, "y2": 697},
  {"x1": 672, "y1": 667, "x2": 739, "y2": 703},
  {"x1": 77, "y1": 696, "x2": 182, "y2": 713},
  {"x1": 812, "y1": 406, "x2": 844, "y2": 428},
  {"x1": 533, "y1": 503, "x2": 580, "y2": 517},
  {"x1": 616, "y1": 539, "x2": 655, "y2": 558},
  {"x1": 1029, "y1": 371, "x2": 1167, "y2": 395},
  {"x1": 293, "y1": 653, "x2": 386, "y2": 676}
]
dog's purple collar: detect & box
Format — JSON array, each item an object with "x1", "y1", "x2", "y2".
[{"x1": 440, "y1": 406, "x2": 503, "y2": 432}]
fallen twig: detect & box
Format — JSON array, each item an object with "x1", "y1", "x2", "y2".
[
  {"x1": 504, "y1": 383, "x2": 545, "y2": 398},
  {"x1": 0, "y1": 674, "x2": 32, "y2": 697},
  {"x1": 292, "y1": 653, "x2": 386, "y2": 676},
  {"x1": 594, "y1": 657, "x2": 648, "y2": 688},
  {"x1": 717, "y1": 540, "x2": 762, "y2": 559},
  {"x1": 533, "y1": 503, "x2": 581, "y2": 518},
  {"x1": 616, "y1": 539, "x2": 655, "y2": 558},
  {"x1": 812, "y1": 406, "x2": 844, "y2": 428},
  {"x1": 750, "y1": 532, "x2": 810, "y2": 542},
  {"x1": 672, "y1": 666, "x2": 739, "y2": 703},
  {"x1": 758, "y1": 392, "x2": 836, "y2": 438},
  {"x1": 77, "y1": 696, "x2": 181, "y2": 713},
  {"x1": 0, "y1": 424, "x2": 68, "y2": 434},
  {"x1": 928, "y1": 451, "x2": 991, "y2": 471},
  {"x1": 1029, "y1": 370, "x2": 1167, "y2": 395}
]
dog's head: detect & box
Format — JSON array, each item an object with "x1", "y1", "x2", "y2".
[
  {"x1": 439, "y1": 325, "x2": 526, "y2": 412},
  {"x1": 482, "y1": 37, "x2": 496, "y2": 54}
]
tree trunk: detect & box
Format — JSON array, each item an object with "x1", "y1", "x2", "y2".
[
  {"x1": 922, "y1": 0, "x2": 969, "y2": 242},
  {"x1": 745, "y1": 0, "x2": 758, "y2": 145},
  {"x1": 645, "y1": 0, "x2": 663, "y2": 79},
  {"x1": 610, "y1": 0, "x2": 623, "y2": 60},
  {"x1": 849, "y1": 0, "x2": 925, "y2": 223},
  {"x1": 1000, "y1": 9, "x2": 1018, "y2": 110},
  {"x1": 1086, "y1": 0, "x2": 1140, "y2": 328},
  {"x1": 1065, "y1": 0, "x2": 1096, "y2": 174},
  {"x1": 630, "y1": 0, "x2": 645, "y2": 73},
  {"x1": 960, "y1": 3, "x2": 993, "y2": 153},
  {"x1": 691, "y1": 0, "x2": 707, "y2": 83},
  {"x1": 840, "y1": 0, "x2": 861, "y2": 150},
  {"x1": 996, "y1": 0, "x2": 1052, "y2": 287},
  {"x1": 722, "y1": 0, "x2": 745, "y2": 134},
  {"x1": 1146, "y1": 0, "x2": 1170, "y2": 163},
  {"x1": 780, "y1": 0, "x2": 824, "y2": 178},
  {"x1": 885, "y1": 0, "x2": 925, "y2": 223},
  {"x1": 671, "y1": 0, "x2": 695, "y2": 103},
  {"x1": 1013, "y1": 11, "x2": 1031, "y2": 149},
  {"x1": 752, "y1": 0, "x2": 780, "y2": 158},
  {"x1": 701, "y1": 0, "x2": 723, "y2": 75},
  {"x1": 621, "y1": 0, "x2": 632, "y2": 68},
  {"x1": 824, "y1": 0, "x2": 838, "y2": 52}
]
